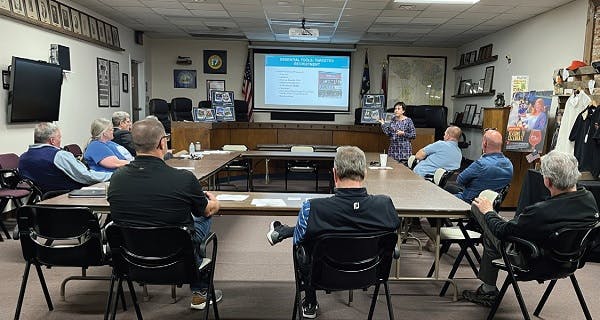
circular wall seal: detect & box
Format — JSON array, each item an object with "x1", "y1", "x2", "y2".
[{"x1": 208, "y1": 54, "x2": 223, "y2": 70}]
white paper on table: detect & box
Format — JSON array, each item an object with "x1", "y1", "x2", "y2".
[
  {"x1": 287, "y1": 197, "x2": 302, "y2": 201},
  {"x1": 201, "y1": 150, "x2": 231, "y2": 154},
  {"x1": 368, "y1": 166, "x2": 393, "y2": 170},
  {"x1": 81, "y1": 186, "x2": 105, "y2": 191},
  {"x1": 216, "y1": 194, "x2": 249, "y2": 201},
  {"x1": 251, "y1": 199, "x2": 287, "y2": 207},
  {"x1": 174, "y1": 167, "x2": 196, "y2": 172}
]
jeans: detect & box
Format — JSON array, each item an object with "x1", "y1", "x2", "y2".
[
  {"x1": 468, "y1": 205, "x2": 503, "y2": 286},
  {"x1": 190, "y1": 215, "x2": 212, "y2": 292}
]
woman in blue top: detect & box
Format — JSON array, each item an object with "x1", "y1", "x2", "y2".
[
  {"x1": 378, "y1": 102, "x2": 416, "y2": 163},
  {"x1": 83, "y1": 118, "x2": 130, "y2": 173}
]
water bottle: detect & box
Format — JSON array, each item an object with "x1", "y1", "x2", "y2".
[{"x1": 189, "y1": 142, "x2": 195, "y2": 155}]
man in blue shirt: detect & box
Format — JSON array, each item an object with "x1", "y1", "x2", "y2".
[
  {"x1": 265, "y1": 146, "x2": 400, "y2": 319},
  {"x1": 413, "y1": 126, "x2": 463, "y2": 177},
  {"x1": 19, "y1": 122, "x2": 111, "y2": 195},
  {"x1": 448, "y1": 129, "x2": 513, "y2": 203}
]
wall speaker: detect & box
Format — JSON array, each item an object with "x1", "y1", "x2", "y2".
[{"x1": 50, "y1": 44, "x2": 70, "y2": 71}]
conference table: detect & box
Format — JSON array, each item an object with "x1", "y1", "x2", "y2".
[{"x1": 37, "y1": 151, "x2": 471, "y2": 300}]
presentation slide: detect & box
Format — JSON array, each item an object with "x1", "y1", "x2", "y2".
[{"x1": 254, "y1": 51, "x2": 351, "y2": 112}]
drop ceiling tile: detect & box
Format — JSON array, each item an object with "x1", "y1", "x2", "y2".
[
  {"x1": 140, "y1": 0, "x2": 185, "y2": 9},
  {"x1": 190, "y1": 10, "x2": 231, "y2": 17},
  {"x1": 152, "y1": 8, "x2": 193, "y2": 16},
  {"x1": 466, "y1": 4, "x2": 514, "y2": 13},
  {"x1": 99, "y1": 0, "x2": 144, "y2": 6},
  {"x1": 375, "y1": 16, "x2": 414, "y2": 24},
  {"x1": 411, "y1": 17, "x2": 449, "y2": 24},
  {"x1": 181, "y1": 3, "x2": 226, "y2": 10}
]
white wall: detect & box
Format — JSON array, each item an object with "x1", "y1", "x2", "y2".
[
  {"x1": 455, "y1": 0, "x2": 587, "y2": 159},
  {"x1": 148, "y1": 40, "x2": 457, "y2": 124},
  {"x1": 0, "y1": 0, "x2": 146, "y2": 154}
]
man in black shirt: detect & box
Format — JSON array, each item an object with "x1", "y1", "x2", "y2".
[
  {"x1": 463, "y1": 150, "x2": 598, "y2": 307},
  {"x1": 108, "y1": 118, "x2": 221, "y2": 310}
]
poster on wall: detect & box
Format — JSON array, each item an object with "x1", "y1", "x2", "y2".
[
  {"x1": 96, "y1": 58, "x2": 110, "y2": 107},
  {"x1": 109, "y1": 61, "x2": 120, "y2": 107},
  {"x1": 510, "y1": 75, "x2": 529, "y2": 101},
  {"x1": 174, "y1": 69, "x2": 197, "y2": 88},
  {"x1": 505, "y1": 90, "x2": 552, "y2": 154}
]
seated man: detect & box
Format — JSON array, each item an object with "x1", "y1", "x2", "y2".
[
  {"x1": 413, "y1": 126, "x2": 462, "y2": 177},
  {"x1": 463, "y1": 150, "x2": 599, "y2": 307},
  {"x1": 266, "y1": 146, "x2": 401, "y2": 319},
  {"x1": 446, "y1": 129, "x2": 513, "y2": 203},
  {"x1": 112, "y1": 111, "x2": 136, "y2": 157},
  {"x1": 19, "y1": 122, "x2": 111, "y2": 195},
  {"x1": 107, "y1": 118, "x2": 222, "y2": 310}
]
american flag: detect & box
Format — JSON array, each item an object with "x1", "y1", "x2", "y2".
[{"x1": 242, "y1": 50, "x2": 253, "y2": 121}]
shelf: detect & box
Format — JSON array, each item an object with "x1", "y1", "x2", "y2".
[
  {"x1": 453, "y1": 56, "x2": 498, "y2": 70},
  {"x1": 450, "y1": 123, "x2": 483, "y2": 129},
  {"x1": 452, "y1": 90, "x2": 496, "y2": 98}
]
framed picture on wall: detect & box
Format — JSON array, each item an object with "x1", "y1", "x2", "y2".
[
  {"x1": 97, "y1": 58, "x2": 110, "y2": 107},
  {"x1": 25, "y1": 0, "x2": 39, "y2": 20},
  {"x1": 48, "y1": 1, "x2": 60, "y2": 27},
  {"x1": 97, "y1": 20, "x2": 106, "y2": 43},
  {"x1": 104, "y1": 23, "x2": 113, "y2": 46},
  {"x1": 59, "y1": 4, "x2": 71, "y2": 31},
  {"x1": 109, "y1": 61, "x2": 120, "y2": 107},
  {"x1": 80, "y1": 13, "x2": 90, "y2": 37},
  {"x1": 71, "y1": 9, "x2": 81, "y2": 34},
  {"x1": 483, "y1": 66, "x2": 495, "y2": 93},
  {"x1": 122, "y1": 73, "x2": 129, "y2": 93},
  {"x1": 89, "y1": 16, "x2": 99, "y2": 40},
  {"x1": 37, "y1": 0, "x2": 51, "y2": 24},
  {"x1": 111, "y1": 26, "x2": 120, "y2": 47},
  {"x1": 206, "y1": 79, "x2": 225, "y2": 100},
  {"x1": 11, "y1": 0, "x2": 25, "y2": 16},
  {"x1": 0, "y1": 0, "x2": 11, "y2": 12}
]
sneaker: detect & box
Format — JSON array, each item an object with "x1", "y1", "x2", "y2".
[
  {"x1": 301, "y1": 298, "x2": 319, "y2": 319},
  {"x1": 267, "y1": 221, "x2": 284, "y2": 246},
  {"x1": 190, "y1": 289, "x2": 223, "y2": 310},
  {"x1": 462, "y1": 285, "x2": 499, "y2": 307}
]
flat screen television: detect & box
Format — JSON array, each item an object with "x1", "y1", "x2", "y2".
[{"x1": 7, "y1": 56, "x2": 63, "y2": 123}]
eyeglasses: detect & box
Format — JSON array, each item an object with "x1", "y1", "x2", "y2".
[{"x1": 156, "y1": 134, "x2": 170, "y2": 149}]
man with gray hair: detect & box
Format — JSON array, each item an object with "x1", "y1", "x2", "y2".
[
  {"x1": 265, "y1": 146, "x2": 401, "y2": 319},
  {"x1": 19, "y1": 122, "x2": 111, "y2": 195},
  {"x1": 112, "y1": 111, "x2": 135, "y2": 157},
  {"x1": 463, "y1": 150, "x2": 598, "y2": 307}
]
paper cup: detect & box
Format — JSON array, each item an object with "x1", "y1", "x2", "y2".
[{"x1": 379, "y1": 154, "x2": 388, "y2": 167}]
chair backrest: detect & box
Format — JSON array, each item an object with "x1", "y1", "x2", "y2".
[
  {"x1": 105, "y1": 224, "x2": 199, "y2": 285},
  {"x1": 149, "y1": 98, "x2": 171, "y2": 133},
  {"x1": 198, "y1": 100, "x2": 211, "y2": 108},
  {"x1": 291, "y1": 146, "x2": 314, "y2": 153},
  {"x1": 17, "y1": 205, "x2": 104, "y2": 267},
  {"x1": 63, "y1": 144, "x2": 83, "y2": 158},
  {"x1": 433, "y1": 168, "x2": 453, "y2": 187},
  {"x1": 0, "y1": 153, "x2": 23, "y2": 188},
  {"x1": 297, "y1": 232, "x2": 398, "y2": 291},
  {"x1": 524, "y1": 222, "x2": 600, "y2": 280},
  {"x1": 171, "y1": 97, "x2": 194, "y2": 121},
  {"x1": 222, "y1": 144, "x2": 248, "y2": 151},
  {"x1": 407, "y1": 155, "x2": 418, "y2": 170},
  {"x1": 0, "y1": 153, "x2": 19, "y2": 170}
]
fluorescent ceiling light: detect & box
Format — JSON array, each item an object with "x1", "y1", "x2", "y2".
[{"x1": 394, "y1": 0, "x2": 479, "y2": 3}]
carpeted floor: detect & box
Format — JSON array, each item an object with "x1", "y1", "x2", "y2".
[{"x1": 1, "y1": 176, "x2": 599, "y2": 319}]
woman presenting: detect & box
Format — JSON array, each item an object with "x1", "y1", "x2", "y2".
[{"x1": 378, "y1": 102, "x2": 416, "y2": 163}]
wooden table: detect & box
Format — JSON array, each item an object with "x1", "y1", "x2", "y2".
[
  {"x1": 167, "y1": 151, "x2": 241, "y2": 189},
  {"x1": 38, "y1": 152, "x2": 470, "y2": 300}
]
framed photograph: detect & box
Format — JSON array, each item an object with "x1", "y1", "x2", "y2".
[
  {"x1": 461, "y1": 105, "x2": 472, "y2": 125},
  {"x1": 476, "y1": 79, "x2": 484, "y2": 93},
  {"x1": 104, "y1": 23, "x2": 113, "y2": 46},
  {"x1": 471, "y1": 112, "x2": 481, "y2": 126},
  {"x1": 483, "y1": 66, "x2": 495, "y2": 93},
  {"x1": 89, "y1": 16, "x2": 98, "y2": 40},
  {"x1": 464, "y1": 104, "x2": 477, "y2": 125},
  {"x1": 70, "y1": 9, "x2": 81, "y2": 34},
  {"x1": 11, "y1": 0, "x2": 25, "y2": 16},
  {"x1": 97, "y1": 20, "x2": 106, "y2": 43},
  {"x1": 459, "y1": 53, "x2": 466, "y2": 66},
  {"x1": 59, "y1": 4, "x2": 70, "y2": 31},
  {"x1": 0, "y1": 0, "x2": 11, "y2": 11},
  {"x1": 111, "y1": 26, "x2": 120, "y2": 47},
  {"x1": 80, "y1": 13, "x2": 90, "y2": 37},
  {"x1": 174, "y1": 69, "x2": 197, "y2": 88},
  {"x1": 206, "y1": 79, "x2": 225, "y2": 100},
  {"x1": 452, "y1": 112, "x2": 463, "y2": 125},
  {"x1": 467, "y1": 50, "x2": 477, "y2": 63},
  {"x1": 361, "y1": 108, "x2": 383, "y2": 124},
  {"x1": 37, "y1": 0, "x2": 50, "y2": 24},
  {"x1": 48, "y1": 0, "x2": 60, "y2": 27},
  {"x1": 203, "y1": 50, "x2": 227, "y2": 74},
  {"x1": 387, "y1": 55, "x2": 446, "y2": 106},
  {"x1": 459, "y1": 79, "x2": 471, "y2": 95},
  {"x1": 122, "y1": 73, "x2": 128, "y2": 93},
  {"x1": 109, "y1": 61, "x2": 119, "y2": 107},
  {"x1": 478, "y1": 44, "x2": 493, "y2": 60},
  {"x1": 25, "y1": 0, "x2": 39, "y2": 20},
  {"x1": 96, "y1": 58, "x2": 110, "y2": 107}
]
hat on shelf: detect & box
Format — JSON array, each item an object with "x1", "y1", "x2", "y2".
[{"x1": 566, "y1": 60, "x2": 587, "y2": 71}]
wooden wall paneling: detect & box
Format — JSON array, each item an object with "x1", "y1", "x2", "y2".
[
  {"x1": 332, "y1": 131, "x2": 382, "y2": 152},
  {"x1": 171, "y1": 121, "x2": 212, "y2": 152},
  {"x1": 412, "y1": 128, "x2": 436, "y2": 153},
  {"x1": 277, "y1": 129, "x2": 333, "y2": 145},
  {"x1": 504, "y1": 152, "x2": 533, "y2": 207},
  {"x1": 236, "y1": 128, "x2": 278, "y2": 150}
]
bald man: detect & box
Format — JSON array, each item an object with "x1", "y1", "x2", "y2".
[
  {"x1": 413, "y1": 126, "x2": 463, "y2": 177},
  {"x1": 447, "y1": 129, "x2": 513, "y2": 203}
]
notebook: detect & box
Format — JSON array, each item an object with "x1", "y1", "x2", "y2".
[{"x1": 68, "y1": 188, "x2": 106, "y2": 198}]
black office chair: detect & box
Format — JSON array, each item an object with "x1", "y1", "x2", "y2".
[
  {"x1": 218, "y1": 145, "x2": 252, "y2": 191},
  {"x1": 14, "y1": 205, "x2": 111, "y2": 320},
  {"x1": 148, "y1": 98, "x2": 171, "y2": 134},
  {"x1": 171, "y1": 97, "x2": 194, "y2": 121},
  {"x1": 486, "y1": 222, "x2": 600, "y2": 320},
  {"x1": 292, "y1": 231, "x2": 399, "y2": 320},
  {"x1": 0, "y1": 153, "x2": 36, "y2": 241},
  {"x1": 406, "y1": 155, "x2": 419, "y2": 170},
  {"x1": 105, "y1": 225, "x2": 219, "y2": 320},
  {"x1": 285, "y1": 146, "x2": 319, "y2": 193}
]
